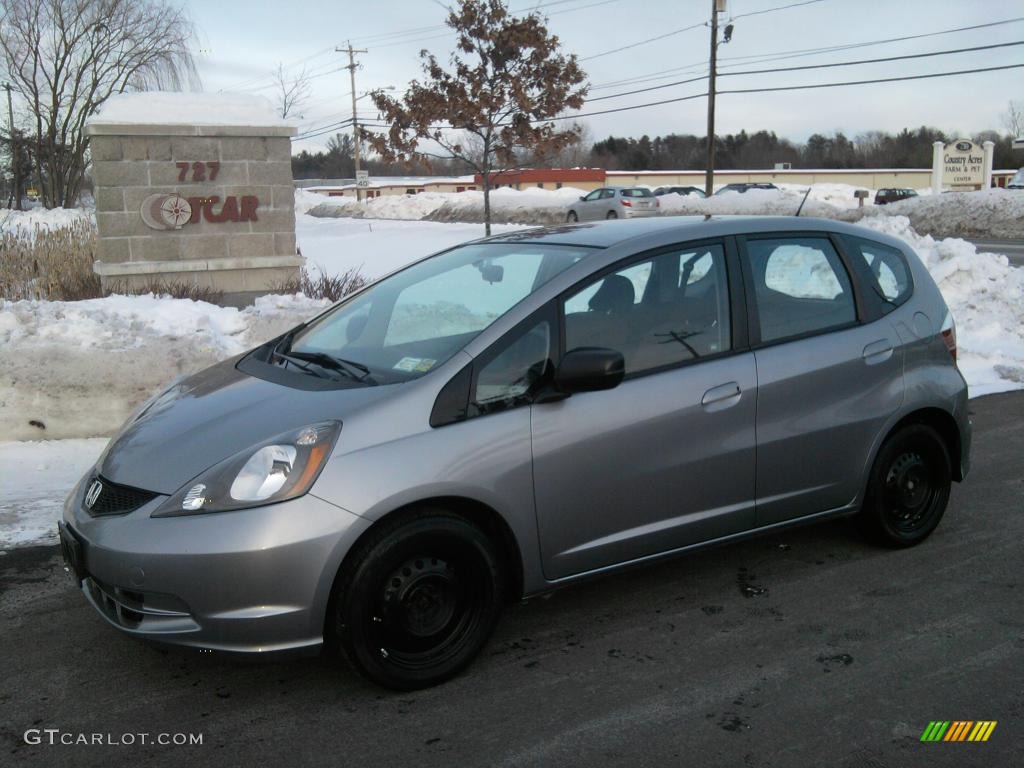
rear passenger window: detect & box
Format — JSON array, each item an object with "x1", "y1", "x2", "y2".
[
  {"x1": 562, "y1": 243, "x2": 731, "y2": 376},
  {"x1": 746, "y1": 237, "x2": 856, "y2": 343},
  {"x1": 847, "y1": 237, "x2": 912, "y2": 311}
]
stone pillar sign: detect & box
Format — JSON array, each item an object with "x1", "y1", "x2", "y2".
[{"x1": 86, "y1": 92, "x2": 302, "y2": 305}]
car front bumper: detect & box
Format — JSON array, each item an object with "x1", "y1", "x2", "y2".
[{"x1": 61, "y1": 475, "x2": 371, "y2": 654}]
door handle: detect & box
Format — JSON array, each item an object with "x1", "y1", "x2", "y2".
[
  {"x1": 862, "y1": 339, "x2": 894, "y2": 364},
  {"x1": 701, "y1": 382, "x2": 741, "y2": 410}
]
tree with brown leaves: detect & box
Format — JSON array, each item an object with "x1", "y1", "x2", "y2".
[{"x1": 366, "y1": 0, "x2": 587, "y2": 235}]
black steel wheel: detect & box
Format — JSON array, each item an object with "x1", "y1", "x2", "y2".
[
  {"x1": 566, "y1": 211, "x2": 578, "y2": 222},
  {"x1": 605, "y1": 210, "x2": 618, "y2": 219},
  {"x1": 331, "y1": 509, "x2": 503, "y2": 689},
  {"x1": 859, "y1": 424, "x2": 951, "y2": 547}
]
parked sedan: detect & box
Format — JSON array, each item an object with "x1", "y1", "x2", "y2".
[
  {"x1": 566, "y1": 186, "x2": 659, "y2": 221},
  {"x1": 715, "y1": 182, "x2": 779, "y2": 195},
  {"x1": 875, "y1": 188, "x2": 919, "y2": 205},
  {"x1": 1005, "y1": 168, "x2": 1023, "y2": 189},
  {"x1": 654, "y1": 185, "x2": 706, "y2": 198},
  {"x1": 61, "y1": 217, "x2": 969, "y2": 690}
]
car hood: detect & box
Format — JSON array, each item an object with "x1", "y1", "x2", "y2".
[{"x1": 98, "y1": 358, "x2": 395, "y2": 495}]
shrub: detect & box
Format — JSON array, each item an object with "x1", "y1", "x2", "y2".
[
  {"x1": 272, "y1": 264, "x2": 367, "y2": 302},
  {"x1": 0, "y1": 219, "x2": 102, "y2": 301}
]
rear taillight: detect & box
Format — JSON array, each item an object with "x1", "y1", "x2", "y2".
[
  {"x1": 940, "y1": 311, "x2": 957, "y2": 363},
  {"x1": 620, "y1": 199, "x2": 632, "y2": 207}
]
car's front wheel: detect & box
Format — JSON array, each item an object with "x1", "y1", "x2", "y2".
[
  {"x1": 566, "y1": 210, "x2": 578, "y2": 222},
  {"x1": 331, "y1": 508, "x2": 503, "y2": 689},
  {"x1": 859, "y1": 424, "x2": 951, "y2": 547}
]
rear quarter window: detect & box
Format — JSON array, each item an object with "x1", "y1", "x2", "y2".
[{"x1": 845, "y1": 236, "x2": 913, "y2": 313}]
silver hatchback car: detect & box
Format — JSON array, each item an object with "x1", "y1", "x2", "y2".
[
  {"x1": 60, "y1": 217, "x2": 970, "y2": 690},
  {"x1": 567, "y1": 186, "x2": 660, "y2": 221}
]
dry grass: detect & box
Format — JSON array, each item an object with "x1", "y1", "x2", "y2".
[
  {"x1": 272, "y1": 265, "x2": 368, "y2": 302},
  {"x1": 1, "y1": 220, "x2": 222, "y2": 303},
  {"x1": 2, "y1": 220, "x2": 366, "y2": 305},
  {"x1": 0, "y1": 219, "x2": 102, "y2": 301}
]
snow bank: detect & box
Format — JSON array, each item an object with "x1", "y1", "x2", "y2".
[
  {"x1": 0, "y1": 206, "x2": 93, "y2": 234},
  {"x1": 88, "y1": 91, "x2": 288, "y2": 127},
  {"x1": 0, "y1": 293, "x2": 330, "y2": 441},
  {"x1": 306, "y1": 186, "x2": 589, "y2": 225},
  {"x1": 0, "y1": 438, "x2": 107, "y2": 548},
  {"x1": 856, "y1": 189, "x2": 1024, "y2": 240},
  {"x1": 855, "y1": 216, "x2": 1024, "y2": 397},
  {"x1": 302, "y1": 184, "x2": 1024, "y2": 240}
]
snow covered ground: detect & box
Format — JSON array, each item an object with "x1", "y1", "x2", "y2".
[{"x1": 2, "y1": 195, "x2": 1023, "y2": 549}]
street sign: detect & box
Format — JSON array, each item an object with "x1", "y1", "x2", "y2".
[{"x1": 356, "y1": 170, "x2": 369, "y2": 188}]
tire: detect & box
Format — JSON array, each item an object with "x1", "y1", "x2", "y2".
[
  {"x1": 566, "y1": 211, "x2": 578, "y2": 222},
  {"x1": 859, "y1": 424, "x2": 951, "y2": 548},
  {"x1": 330, "y1": 508, "x2": 503, "y2": 690},
  {"x1": 606, "y1": 210, "x2": 618, "y2": 219}
]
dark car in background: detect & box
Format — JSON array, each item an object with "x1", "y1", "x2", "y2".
[
  {"x1": 874, "y1": 188, "x2": 919, "y2": 205},
  {"x1": 715, "y1": 183, "x2": 779, "y2": 195},
  {"x1": 653, "y1": 185, "x2": 707, "y2": 198}
]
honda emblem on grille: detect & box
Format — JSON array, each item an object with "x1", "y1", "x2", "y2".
[{"x1": 84, "y1": 480, "x2": 103, "y2": 509}]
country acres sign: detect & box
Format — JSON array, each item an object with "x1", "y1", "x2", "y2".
[{"x1": 941, "y1": 139, "x2": 985, "y2": 187}]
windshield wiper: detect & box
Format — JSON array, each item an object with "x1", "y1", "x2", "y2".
[{"x1": 285, "y1": 350, "x2": 377, "y2": 385}]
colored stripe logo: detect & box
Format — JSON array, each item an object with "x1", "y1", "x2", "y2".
[{"x1": 920, "y1": 721, "x2": 997, "y2": 742}]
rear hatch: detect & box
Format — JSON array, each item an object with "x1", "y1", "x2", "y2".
[{"x1": 621, "y1": 188, "x2": 656, "y2": 210}]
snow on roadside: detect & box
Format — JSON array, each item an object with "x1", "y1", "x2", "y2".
[
  {"x1": 856, "y1": 216, "x2": 1024, "y2": 397},
  {"x1": 0, "y1": 438, "x2": 107, "y2": 549},
  {"x1": 0, "y1": 293, "x2": 330, "y2": 441}
]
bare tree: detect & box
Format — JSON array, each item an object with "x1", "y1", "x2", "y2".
[
  {"x1": 273, "y1": 62, "x2": 312, "y2": 119},
  {"x1": 1003, "y1": 100, "x2": 1024, "y2": 137},
  {"x1": 367, "y1": 0, "x2": 587, "y2": 235},
  {"x1": 0, "y1": 0, "x2": 197, "y2": 209}
]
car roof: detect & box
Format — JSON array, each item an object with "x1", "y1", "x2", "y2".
[{"x1": 477, "y1": 216, "x2": 904, "y2": 250}]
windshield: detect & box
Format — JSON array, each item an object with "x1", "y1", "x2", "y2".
[
  {"x1": 284, "y1": 243, "x2": 591, "y2": 384},
  {"x1": 1011, "y1": 169, "x2": 1024, "y2": 185}
]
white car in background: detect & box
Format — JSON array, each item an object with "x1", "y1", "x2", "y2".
[{"x1": 566, "y1": 187, "x2": 660, "y2": 222}]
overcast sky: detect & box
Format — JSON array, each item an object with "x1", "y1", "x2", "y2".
[{"x1": 188, "y1": 0, "x2": 1024, "y2": 152}]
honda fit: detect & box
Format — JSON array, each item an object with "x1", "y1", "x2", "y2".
[{"x1": 60, "y1": 216, "x2": 971, "y2": 690}]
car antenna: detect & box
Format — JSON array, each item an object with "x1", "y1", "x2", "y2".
[{"x1": 795, "y1": 187, "x2": 812, "y2": 217}]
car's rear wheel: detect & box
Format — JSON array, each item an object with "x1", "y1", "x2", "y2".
[
  {"x1": 331, "y1": 509, "x2": 503, "y2": 690},
  {"x1": 859, "y1": 424, "x2": 951, "y2": 547},
  {"x1": 566, "y1": 211, "x2": 578, "y2": 222},
  {"x1": 606, "y1": 210, "x2": 617, "y2": 219}
]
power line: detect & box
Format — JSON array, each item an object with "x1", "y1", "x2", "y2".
[
  {"x1": 579, "y1": 0, "x2": 832, "y2": 62},
  {"x1": 719, "y1": 62, "x2": 1024, "y2": 96},
  {"x1": 587, "y1": 15, "x2": 1024, "y2": 90},
  {"x1": 585, "y1": 40, "x2": 1024, "y2": 105},
  {"x1": 730, "y1": 0, "x2": 828, "y2": 20},
  {"x1": 579, "y1": 21, "x2": 705, "y2": 61},
  {"x1": 718, "y1": 15, "x2": 1024, "y2": 65}
]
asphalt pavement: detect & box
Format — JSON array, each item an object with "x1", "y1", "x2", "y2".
[
  {"x1": 2, "y1": 391, "x2": 1022, "y2": 768},
  {"x1": 967, "y1": 238, "x2": 1024, "y2": 268}
]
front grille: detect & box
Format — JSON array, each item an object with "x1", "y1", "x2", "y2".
[{"x1": 84, "y1": 476, "x2": 158, "y2": 516}]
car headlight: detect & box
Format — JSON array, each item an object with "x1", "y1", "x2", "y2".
[{"x1": 152, "y1": 421, "x2": 341, "y2": 517}]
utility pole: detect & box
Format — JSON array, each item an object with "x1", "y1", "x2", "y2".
[
  {"x1": 704, "y1": 0, "x2": 719, "y2": 198},
  {"x1": 337, "y1": 42, "x2": 368, "y2": 202},
  {"x1": 4, "y1": 83, "x2": 21, "y2": 210}
]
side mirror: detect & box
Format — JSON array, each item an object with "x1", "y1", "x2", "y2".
[
  {"x1": 553, "y1": 347, "x2": 624, "y2": 395},
  {"x1": 579, "y1": 196, "x2": 586, "y2": 201}
]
